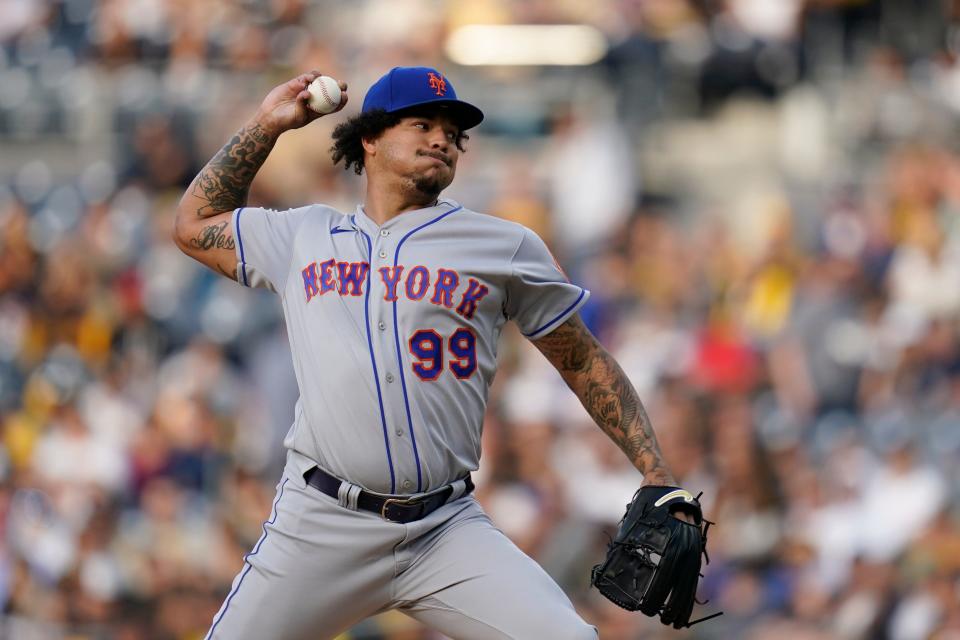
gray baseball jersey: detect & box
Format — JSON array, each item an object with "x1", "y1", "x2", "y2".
[{"x1": 231, "y1": 198, "x2": 589, "y2": 495}]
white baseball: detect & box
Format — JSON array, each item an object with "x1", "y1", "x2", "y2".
[{"x1": 306, "y1": 76, "x2": 342, "y2": 115}]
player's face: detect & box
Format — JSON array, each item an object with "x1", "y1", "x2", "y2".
[{"x1": 371, "y1": 113, "x2": 461, "y2": 197}]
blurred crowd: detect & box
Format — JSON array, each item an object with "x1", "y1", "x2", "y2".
[{"x1": 3, "y1": 0, "x2": 960, "y2": 638}]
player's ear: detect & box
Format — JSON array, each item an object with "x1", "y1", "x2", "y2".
[{"x1": 361, "y1": 135, "x2": 378, "y2": 155}]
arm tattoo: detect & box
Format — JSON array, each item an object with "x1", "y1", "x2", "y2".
[
  {"x1": 190, "y1": 122, "x2": 275, "y2": 218},
  {"x1": 216, "y1": 263, "x2": 239, "y2": 281},
  {"x1": 533, "y1": 316, "x2": 675, "y2": 485},
  {"x1": 188, "y1": 221, "x2": 236, "y2": 251}
]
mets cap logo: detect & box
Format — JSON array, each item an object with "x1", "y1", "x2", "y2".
[{"x1": 427, "y1": 71, "x2": 447, "y2": 96}]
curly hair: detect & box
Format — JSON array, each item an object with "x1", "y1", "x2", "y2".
[{"x1": 330, "y1": 108, "x2": 470, "y2": 175}]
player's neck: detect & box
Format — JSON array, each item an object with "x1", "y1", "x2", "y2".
[{"x1": 363, "y1": 182, "x2": 440, "y2": 226}]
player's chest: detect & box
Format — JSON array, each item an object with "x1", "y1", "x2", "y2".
[{"x1": 288, "y1": 231, "x2": 505, "y2": 325}]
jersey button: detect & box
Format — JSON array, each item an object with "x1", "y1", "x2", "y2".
[
  {"x1": 402, "y1": 480, "x2": 412, "y2": 490},
  {"x1": 380, "y1": 229, "x2": 390, "y2": 237},
  {"x1": 386, "y1": 373, "x2": 394, "y2": 383},
  {"x1": 378, "y1": 321, "x2": 386, "y2": 331},
  {"x1": 378, "y1": 250, "x2": 387, "y2": 258},
  {"x1": 395, "y1": 428, "x2": 403, "y2": 436}
]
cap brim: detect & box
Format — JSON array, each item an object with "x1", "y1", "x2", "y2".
[{"x1": 390, "y1": 100, "x2": 484, "y2": 130}]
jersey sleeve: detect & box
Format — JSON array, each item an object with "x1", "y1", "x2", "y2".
[
  {"x1": 232, "y1": 205, "x2": 311, "y2": 293},
  {"x1": 505, "y1": 227, "x2": 590, "y2": 339}
]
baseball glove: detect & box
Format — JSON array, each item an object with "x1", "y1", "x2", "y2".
[{"x1": 590, "y1": 486, "x2": 720, "y2": 629}]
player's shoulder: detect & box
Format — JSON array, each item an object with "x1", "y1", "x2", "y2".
[
  {"x1": 449, "y1": 203, "x2": 533, "y2": 241},
  {"x1": 240, "y1": 203, "x2": 348, "y2": 227},
  {"x1": 302, "y1": 203, "x2": 352, "y2": 228}
]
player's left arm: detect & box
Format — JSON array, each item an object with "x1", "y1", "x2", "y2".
[{"x1": 531, "y1": 313, "x2": 676, "y2": 486}]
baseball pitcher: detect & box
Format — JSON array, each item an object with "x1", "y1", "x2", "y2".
[{"x1": 174, "y1": 67, "x2": 712, "y2": 639}]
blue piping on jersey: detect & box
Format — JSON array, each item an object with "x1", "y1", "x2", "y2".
[
  {"x1": 356, "y1": 225, "x2": 398, "y2": 493},
  {"x1": 392, "y1": 205, "x2": 463, "y2": 493},
  {"x1": 523, "y1": 287, "x2": 587, "y2": 338},
  {"x1": 205, "y1": 478, "x2": 289, "y2": 640},
  {"x1": 235, "y1": 207, "x2": 249, "y2": 286},
  {"x1": 330, "y1": 227, "x2": 353, "y2": 235}
]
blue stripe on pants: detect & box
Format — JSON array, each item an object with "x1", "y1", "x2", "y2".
[{"x1": 205, "y1": 478, "x2": 289, "y2": 640}]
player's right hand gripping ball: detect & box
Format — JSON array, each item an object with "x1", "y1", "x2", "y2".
[
  {"x1": 307, "y1": 76, "x2": 342, "y2": 114},
  {"x1": 591, "y1": 486, "x2": 720, "y2": 629}
]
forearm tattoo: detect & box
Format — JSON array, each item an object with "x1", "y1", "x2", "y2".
[
  {"x1": 533, "y1": 316, "x2": 674, "y2": 484},
  {"x1": 190, "y1": 122, "x2": 275, "y2": 218}
]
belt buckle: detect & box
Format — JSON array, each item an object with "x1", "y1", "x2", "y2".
[{"x1": 381, "y1": 496, "x2": 421, "y2": 522}]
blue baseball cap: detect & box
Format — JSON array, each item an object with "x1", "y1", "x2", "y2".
[{"x1": 361, "y1": 66, "x2": 484, "y2": 131}]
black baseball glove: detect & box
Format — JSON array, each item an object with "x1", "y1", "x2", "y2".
[{"x1": 590, "y1": 486, "x2": 720, "y2": 629}]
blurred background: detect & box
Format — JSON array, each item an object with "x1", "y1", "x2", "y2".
[{"x1": 2, "y1": 0, "x2": 960, "y2": 638}]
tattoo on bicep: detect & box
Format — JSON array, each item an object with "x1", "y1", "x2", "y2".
[
  {"x1": 190, "y1": 123, "x2": 274, "y2": 218},
  {"x1": 188, "y1": 221, "x2": 236, "y2": 251},
  {"x1": 216, "y1": 263, "x2": 239, "y2": 281},
  {"x1": 534, "y1": 317, "x2": 591, "y2": 373}
]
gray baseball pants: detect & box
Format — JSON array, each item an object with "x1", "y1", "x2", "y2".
[{"x1": 204, "y1": 460, "x2": 598, "y2": 639}]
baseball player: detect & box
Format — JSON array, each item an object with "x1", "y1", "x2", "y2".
[{"x1": 173, "y1": 67, "x2": 693, "y2": 639}]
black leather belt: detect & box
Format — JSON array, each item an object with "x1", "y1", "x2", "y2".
[{"x1": 303, "y1": 466, "x2": 474, "y2": 524}]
